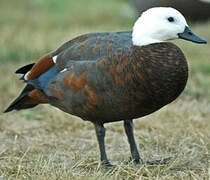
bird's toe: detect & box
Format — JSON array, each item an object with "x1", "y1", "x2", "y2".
[{"x1": 146, "y1": 157, "x2": 173, "y2": 165}]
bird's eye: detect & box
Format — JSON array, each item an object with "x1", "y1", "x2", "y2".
[{"x1": 168, "y1": 17, "x2": 175, "y2": 22}]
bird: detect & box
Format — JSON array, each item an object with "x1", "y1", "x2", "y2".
[{"x1": 4, "y1": 7, "x2": 207, "y2": 166}]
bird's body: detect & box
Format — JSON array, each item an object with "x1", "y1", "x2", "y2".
[
  {"x1": 5, "y1": 7, "x2": 206, "y2": 166},
  {"x1": 47, "y1": 35, "x2": 188, "y2": 123}
]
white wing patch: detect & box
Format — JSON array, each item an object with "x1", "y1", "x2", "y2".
[
  {"x1": 24, "y1": 71, "x2": 31, "y2": 80},
  {"x1": 52, "y1": 56, "x2": 57, "y2": 63},
  {"x1": 60, "y1": 68, "x2": 67, "y2": 73}
]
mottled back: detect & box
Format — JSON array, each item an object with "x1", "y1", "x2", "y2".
[{"x1": 50, "y1": 31, "x2": 132, "y2": 72}]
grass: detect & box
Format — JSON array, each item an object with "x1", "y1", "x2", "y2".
[{"x1": 0, "y1": 0, "x2": 210, "y2": 179}]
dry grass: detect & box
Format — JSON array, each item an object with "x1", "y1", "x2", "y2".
[{"x1": 0, "y1": 0, "x2": 210, "y2": 179}]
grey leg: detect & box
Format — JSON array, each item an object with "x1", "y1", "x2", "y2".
[
  {"x1": 124, "y1": 119, "x2": 142, "y2": 164},
  {"x1": 94, "y1": 123, "x2": 112, "y2": 166}
]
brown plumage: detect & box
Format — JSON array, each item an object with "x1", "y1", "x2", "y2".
[
  {"x1": 46, "y1": 42, "x2": 188, "y2": 123},
  {"x1": 4, "y1": 7, "x2": 207, "y2": 166}
]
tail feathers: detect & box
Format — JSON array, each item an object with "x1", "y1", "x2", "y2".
[
  {"x1": 4, "y1": 97, "x2": 38, "y2": 113},
  {"x1": 15, "y1": 63, "x2": 35, "y2": 74},
  {"x1": 16, "y1": 63, "x2": 34, "y2": 81},
  {"x1": 24, "y1": 79, "x2": 41, "y2": 89},
  {"x1": 4, "y1": 84, "x2": 48, "y2": 113},
  {"x1": 4, "y1": 84, "x2": 36, "y2": 113},
  {"x1": 5, "y1": 60, "x2": 53, "y2": 113}
]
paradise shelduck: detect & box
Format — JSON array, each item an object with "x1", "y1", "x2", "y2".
[{"x1": 4, "y1": 7, "x2": 207, "y2": 166}]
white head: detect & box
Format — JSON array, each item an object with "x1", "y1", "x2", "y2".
[{"x1": 132, "y1": 7, "x2": 188, "y2": 46}]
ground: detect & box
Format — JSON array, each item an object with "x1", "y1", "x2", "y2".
[{"x1": 0, "y1": 0, "x2": 209, "y2": 179}]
